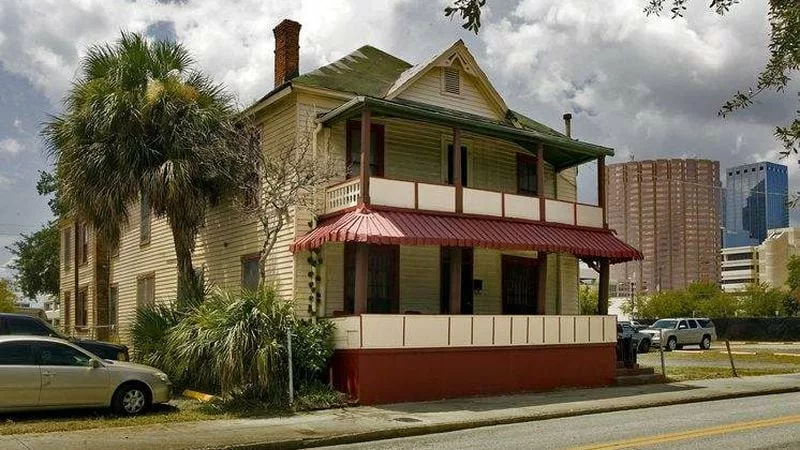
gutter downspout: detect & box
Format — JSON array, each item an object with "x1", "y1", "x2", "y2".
[{"x1": 73, "y1": 219, "x2": 79, "y2": 337}]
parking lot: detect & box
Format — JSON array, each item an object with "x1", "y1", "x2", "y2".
[{"x1": 637, "y1": 342, "x2": 800, "y2": 381}]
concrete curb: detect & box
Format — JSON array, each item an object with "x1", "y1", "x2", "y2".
[{"x1": 217, "y1": 386, "x2": 800, "y2": 450}]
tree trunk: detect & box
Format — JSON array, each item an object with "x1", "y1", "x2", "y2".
[{"x1": 169, "y1": 220, "x2": 198, "y2": 305}]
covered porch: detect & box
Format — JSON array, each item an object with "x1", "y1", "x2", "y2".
[{"x1": 292, "y1": 96, "x2": 642, "y2": 404}]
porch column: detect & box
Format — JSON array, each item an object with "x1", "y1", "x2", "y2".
[
  {"x1": 536, "y1": 142, "x2": 548, "y2": 315},
  {"x1": 453, "y1": 127, "x2": 463, "y2": 213},
  {"x1": 598, "y1": 259, "x2": 610, "y2": 315},
  {"x1": 354, "y1": 243, "x2": 369, "y2": 314},
  {"x1": 449, "y1": 247, "x2": 462, "y2": 314},
  {"x1": 536, "y1": 252, "x2": 548, "y2": 315},
  {"x1": 359, "y1": 108, "x2": 372, "y2": 206},
  {"x1": 597, "y1": 155, "x2": 607, "y2": 229},
  {"x1": 537, "y1": 142, "x2": 545, "y2": 221}
]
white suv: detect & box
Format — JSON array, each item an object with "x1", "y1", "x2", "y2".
[{"x1": 642, "y1": 318, "x2": 717, "y2": 351}]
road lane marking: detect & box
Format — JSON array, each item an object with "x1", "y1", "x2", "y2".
[{"x1": 572, "y1": 414, "x2": 800, "y2": 449}]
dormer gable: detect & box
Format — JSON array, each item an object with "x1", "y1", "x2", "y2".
[{"x1": 385, "y1": 40, "x2": 508, "y2": 121}]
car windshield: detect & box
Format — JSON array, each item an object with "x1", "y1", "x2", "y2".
[{"x1": 651, "y1": 319, "x2": 678, "y2": 329}]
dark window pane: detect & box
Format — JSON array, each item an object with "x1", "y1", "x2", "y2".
[
  {"x1": 347, "y1": 122, "x2": 384, "y2": 178},
  {"x1": 517, "y1": 154, "x2": 538, "y2": 196},
  {"x1": 446, "y1": 144, "x2": 468, "y2": 186},
  {"x1": 38, "y1": 342, "x2": 92, "y2": 367},
  {"x1": 6, "y1": 317, "x2": 49, "y2": 336},
  {"x1": 242, "y1": 257, "x2": 260, "y2": 291},
  {"x1": 0, "y1": 342, "x2": 35, "y2": 365}
]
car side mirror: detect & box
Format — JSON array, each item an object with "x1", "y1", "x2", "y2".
[{"x1": 90, "y1": 359, "x2": 102, "y2": 369}]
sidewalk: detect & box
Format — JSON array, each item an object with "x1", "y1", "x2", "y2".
[{"x1": 2, "y1": 373, "x2": 799, "y2": 450}]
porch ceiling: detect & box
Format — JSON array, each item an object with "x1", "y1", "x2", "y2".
[
  {"x1": 316, "y1": 96, "x2": 614, "y2": 171},
  {"x1": 290, "y1": 207, "x2": 643, "y2": 263}
]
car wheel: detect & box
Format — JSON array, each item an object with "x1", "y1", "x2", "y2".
[
  {"x1": 666, "y1": 336, "x2": 677, "y2": 352},
  {"x1": 112, "y1": 383, "x2": 151, "y2": 416},
  {"x1": 700, "y1": 335, "x2": 712, "y2": 350},
  {"x1": 638, "y1": 339, "x2": 651, "y2": 354}
]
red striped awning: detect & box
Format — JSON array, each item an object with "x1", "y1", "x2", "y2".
[{"x1": 291, "y1": 207, "x2": 643, "y2": 263}]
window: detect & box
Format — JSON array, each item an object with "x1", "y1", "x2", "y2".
[
  {"x1": 76, "y1": 287, "x2": 88, "y2": 328},
  {"x1": 0, "y1": 342, "x2": 35, "y2": 365},
  {"x1": 5, "y1": 316, "x2": 57, "y2": 336},
  {"x1": 442, "y1": 67, "x2": 460, "y2": 95},
  {"x1": 241, "y1": 254, "x2": 260, "y2": 292},
  {"x1": 109, "y1": 285, "x2": 119, "y2": 327},
  {"x1": 140, "y1": 192, "x2": 151, "y2": 245},
  {"x1": 517, "y1": 153, "x2": 538, "y2": 196},
  {"x1": 346, "y1": 121, "x2": 384, "y2": 179},
  {"x1": 63, "y1": 291, "x2": 71, "y2": 329},
  {"x1": 63, "y1": 227, "x2": 72, "y2": 269},
  {"x1": 137, "y1": 273, "x2": 155, "y2": 307},
  {"x1": 77, "y1": 223, "x2": 88, "y2": 265},
  {"x1": 37, "y1": 342, "x2": 92, "y2": 367},
  {"x1": 688, "y1": 320, "x2": 699, "y2": 329},
  {"x1": 446, "y1": 144, "x2": 468, "y2": 186}
]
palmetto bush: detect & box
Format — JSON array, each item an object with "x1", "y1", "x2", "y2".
[
  {"x1": 132, "y1": 284, "x2": 337, "y2": 405},
  {"x1": 167, "y1": 287, "x2": 297, "y2": 404}
]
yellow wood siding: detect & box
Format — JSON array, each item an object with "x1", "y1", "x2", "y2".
[
  {"x1": 322, "y1": 242, "x2": 345, "y2": 315},
  {"x1": 399, "y1": 246, "x2": 440, "y2": 314},
  {"x1": 58, "y1": 221, "x2": 96, "y2": 336},
  {"x1": 110, "y1": 204, "x2": 178, "y2": 345},
  {"x1": 397, "y1": 66, "x2": 503, "y2": 120},
  {"x1": 325, "y1": 116, "x2": 558, "y2": 195}
]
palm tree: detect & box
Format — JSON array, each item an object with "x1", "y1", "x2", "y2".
[{"x1": 44, "y1": 32, "x2": 259, "y2": 298}]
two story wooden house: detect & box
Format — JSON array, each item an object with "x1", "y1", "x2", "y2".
[{"x1": 59, "y1": 19, "x2": 641, "y2": 404}]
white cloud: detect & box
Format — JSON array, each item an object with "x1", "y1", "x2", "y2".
[{"x1": 0, "y1": 138, "x2": 22, "y2": 154}]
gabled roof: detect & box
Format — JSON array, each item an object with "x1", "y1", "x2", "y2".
[
  {"x1": 384, "y1": 40, "x2": 508, "y2": 117},
  {"x1": 292, "y1": 45, "x2": 412, "y2": 97},
  {"x1": 251, "y1": 41, "x2": 609, "y2": 160}
]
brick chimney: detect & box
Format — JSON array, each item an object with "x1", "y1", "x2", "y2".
[{"x1": 273, "y1": 19, "x2": 301, "y2": 88}]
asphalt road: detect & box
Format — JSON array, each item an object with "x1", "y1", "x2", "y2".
[{"x1": 322, "y1": 392, "x2": 800, "y2": 450}]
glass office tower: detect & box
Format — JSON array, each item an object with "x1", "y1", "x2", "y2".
[{"x1": 723, "y1": 162, "x2": 788, "y2": 248}]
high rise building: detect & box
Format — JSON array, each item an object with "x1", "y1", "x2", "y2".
[
  {"x1": 723, "y1": 162, "x2": 788, "y2": 248},
  {"x1": 607, "y1": 159, "x2": 721, "y2": 293}
]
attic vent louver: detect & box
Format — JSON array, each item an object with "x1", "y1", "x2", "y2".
[{"x1": 443, "y1": 67, "x2": 460, "y2": 95}]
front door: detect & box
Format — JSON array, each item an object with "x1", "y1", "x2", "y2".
[
  {"x1": 502, "y1": 255, "x2": 539, "y2": 314},
  {"x1": 440, "y1": 248, "x2": 474, "y2": 314},
  {"x1": 36, "y1": 341, "x2": 110, "y2": 407},
  {"x1": 344, "y1": 244, "x2": 400, "y2": 314}
]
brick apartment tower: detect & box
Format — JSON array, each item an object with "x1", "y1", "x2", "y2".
[
  {"x1": 273, "y1": 19, "x2": 301, "y2": 88},
  {"x1": 607, "y1": 159, "x2": 721, "y2": 293}
]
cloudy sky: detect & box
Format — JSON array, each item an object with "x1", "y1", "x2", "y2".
[{"x1": 0, "y1": 0, "x2": 797, "y2": 279}]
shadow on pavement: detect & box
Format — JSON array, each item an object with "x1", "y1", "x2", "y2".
[{"x1": 379, "y1": 383, "x2": 701, "y2": 415}]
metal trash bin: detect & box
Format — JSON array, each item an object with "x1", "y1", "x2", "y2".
[{"x1": 616, "y1": 324, "x2": 638, "y2": 369}]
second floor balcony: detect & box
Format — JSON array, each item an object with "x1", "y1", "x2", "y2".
[{"x1": 325, "y1": 175, "x2": 605, "y2": 229}]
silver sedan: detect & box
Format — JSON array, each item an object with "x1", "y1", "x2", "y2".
[{"x1": 0, "y1": 335, "x2": 171, "y2": 415}]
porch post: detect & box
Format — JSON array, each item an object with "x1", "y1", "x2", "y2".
[
  {"x1": 598, "y1": 259, "x2": 610, "y2": 315},
  {"x1": 536, "y1": 142, "x2": 548, "y2": 315},
  {"x1": 453, "y1": 127, "x2": 463, "y2": 213},
  {"x1": 597, "y1": 155, "x2": 607, "y2": 229},
  {"x1": 537, "y1": 142, "x2": 545, "y2": 221},
  {"x1": 536, "y1": 252, "x2": 548, "y2": 315},
  {"x1": 354, "y1": 243, "x2": 369, "y2": 314},
  {"x1": 359, "y1": 108, "x2": 372, "y2": 206},
  {"x1": 449, "y1": 247, "x2": 462, "y2": 314}
]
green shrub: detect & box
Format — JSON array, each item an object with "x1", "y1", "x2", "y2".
[
  {"x1": 166, "y1": 287, "x2": 295, "y2": 405},
  {"x1": 292, "y1": 319, "x2": 335, "y2": 387}
]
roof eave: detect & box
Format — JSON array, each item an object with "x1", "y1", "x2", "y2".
[{"x1": 317, "y1": 96, "x2": 614, "y2": 166}]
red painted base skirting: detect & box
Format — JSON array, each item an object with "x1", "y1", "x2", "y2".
[{"x1": 331, "y1": 343, "x2": 616, "y2": 405}]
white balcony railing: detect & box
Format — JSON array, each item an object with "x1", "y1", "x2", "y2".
[
  {"x1": 323, "y1": 176, "x2": 605, "y2": 228},
  {"x1": 331, "y1": 314, "x2": 617, "y2": 350}
]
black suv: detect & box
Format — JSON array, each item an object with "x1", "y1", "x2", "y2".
[{"x1": 0, "y1": 313, "x2": 129, "y2": 361}]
